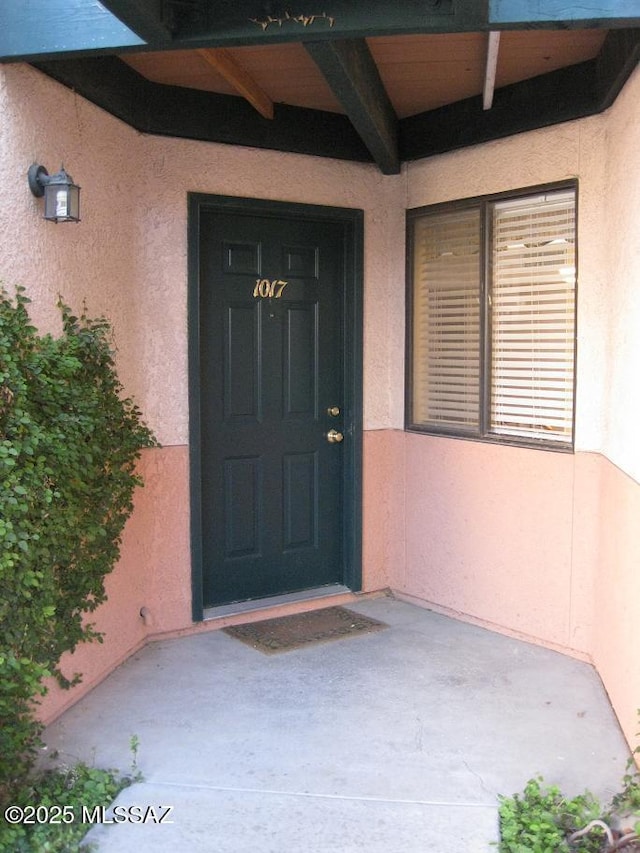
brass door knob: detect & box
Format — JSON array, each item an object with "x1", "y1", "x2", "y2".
[
  {"x1": 327, "y1": 429, "x2": 344, "y2": 444},
  {"x1": 327, "y1": 406, "x2": 340, "y2": 417}
]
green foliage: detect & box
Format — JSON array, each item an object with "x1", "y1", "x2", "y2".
[
  {"x1": 0, "y1": 286, "x2": 155, "y2": 804},
  {"x1": 498, "y1": 777, "x2": 604, "y2": 853},
  {"x1": 0, "y1": 736, "x2": 142, "y2": 852},
  {"x1": 608, "y1": 716, "x2": 640, "y2": 838},
  {"x1": 499, "y1": 717, "x2": 640, "y2": 852},
  {"x1": 0, "y1": 747, "x2": 141, "y2": 853}
]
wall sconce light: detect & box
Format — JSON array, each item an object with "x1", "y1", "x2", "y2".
[{"x1": 28, "y1": 164, "x2": 80, "y2": 223}]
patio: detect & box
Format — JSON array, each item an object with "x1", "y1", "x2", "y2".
[{"x1": 41, "y1": 595, "x2": 632, "y2": 851}]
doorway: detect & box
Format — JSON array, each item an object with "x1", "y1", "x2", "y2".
[{"x1": 188, "y1": 195, "x2": 363, "y2": 617}]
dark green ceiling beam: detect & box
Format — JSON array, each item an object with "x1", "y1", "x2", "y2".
[
  {"x1": 400, "y1": 28, "x2": 640, "y2": 161},
  {"x1": 29, "y1": 28, "x2": 640, "y2": 172},
  {"x1": 172, "y1": 0, "x2": 464, "y2": 47},
  {"x1": 400, "y1": 61, "x2": 596, "y2": 161},
  {"x1": 30, "y1": 56, "x2": 373, "y2": 164},
  {"x1": 304, "y1": 39, "x2": 399, "y2": 175},
  {"x1": 98, "y1": 0, "x2": 174, "y2": 44},
  {"x1": 4, "y1": 0, "x2": 640, "y2": 62},
  {"x1": 596, "y1": 27, "x2": 640, "y2": 108}
]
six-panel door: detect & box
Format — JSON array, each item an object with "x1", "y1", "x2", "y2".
[{"x1": 199, "y1": 211, "x2": 346, "y2": 606}]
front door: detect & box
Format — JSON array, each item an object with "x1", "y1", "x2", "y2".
[{"x1": 190, "y1": 197, "x2": 362, "y2": 611}]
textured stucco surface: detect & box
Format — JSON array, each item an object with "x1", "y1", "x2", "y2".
[
  {"x1": 594, "y1": 457, "x2": 640, "y2": 749},
  {"x1": 590, "y1": 62, "x2": 640, "y2": 749},
  {"x1": 405, "y1": 109, "x2": 610, "y2": 457},
  {"x1": 602, "y1": 63, "x2": 640, "y2": 484},
  {"x1": 0, "y1": 62, "x2": 405, "y2": 441},
  {"x1": 0, "y1": 61, "x2": 406, "y2": 720},
  {"x1": 400, "y1": 63, "x2": 640, "y2": 750},
  {"x1": 3, "y1": 59, "x2": 640, "y2": 753}
]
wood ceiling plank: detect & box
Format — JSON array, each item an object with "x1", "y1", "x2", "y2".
[
  {"x1": 400, "y1": 59, "x2": 599, "y2": 160},
  {"x1": 120, "y1": 28, "x2": 613, "y2": 121},
  {"x1": 32, "y1": 55, "x2": 373, "y2": 162},
  {"x1": 196, "y1": 48, "x2": 274, "y2": 118},
  {"x1": 368, "y1": 33, "x2": 486, "y2": 118},
  {"x1": 226, "y1": 44, "x2": 344, "y2": 113},
  {"x1": 496, "y1": 29, "x2": 607, "y2": 87},
  {"x1": 368, "y1": 30, "x2": 609, "y2": 117},
  {"x1": 123, "y1": 49, "x2": 235, "y2": 94},
  {"x1": 31, "y1": 28, "x2": 640, "y2": 170},
  {"x1": 123, "y1": 44, "x2": 344, "y2": 113}
]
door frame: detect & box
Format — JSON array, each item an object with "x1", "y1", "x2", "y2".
[{"x1": 187, "y1": 193, "x2": 364, "y2": 621}]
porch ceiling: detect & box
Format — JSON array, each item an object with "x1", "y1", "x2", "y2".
[{"x1": 2, "y1": 2, "x2": 640, "y2": 174}]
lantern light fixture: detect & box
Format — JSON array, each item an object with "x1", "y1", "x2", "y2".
[{"x1": 28, "y1": 163, "x2": 80, "y2": 223}]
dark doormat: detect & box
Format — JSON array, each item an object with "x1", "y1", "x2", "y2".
[{"x1": 223, "y1": 606, "x2": 387, "y2": 654}]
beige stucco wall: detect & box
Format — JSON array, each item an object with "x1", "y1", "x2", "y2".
[{"x1": 2, "y1": 59, "x2": 639, "y2": 751}]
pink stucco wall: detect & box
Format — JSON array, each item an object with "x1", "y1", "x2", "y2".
[
  {"x1": 396, "y1": 62, "x2": 640, "y2": 751},
  {"x1": 36, "y1": 446, "x2": 191, "y2": 721},
  {"x1": 0, "y1": 61, "x2": 406, "y2": 723},
  {"x1": 2, "y1": 57, "x2": 640, "y2": 754},
  {"x1": 593, "y1": 460, "x2": 640, "y2": 749}
]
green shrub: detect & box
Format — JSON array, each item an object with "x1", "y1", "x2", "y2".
[
  {"x1": 0, "y1": 761, "x2": 135, "y2": 852},
  {"x1": 498, "y1": 776, "x2": 604, "y2": 853},
  {"x1": 0, "y1": 287, "x2": 155, "y2": 804}
]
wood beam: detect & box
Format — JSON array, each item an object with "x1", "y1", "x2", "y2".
[
  {"x1": 196, "y1": 48, "x2": 273, "y2": 119},
  {"x1": 31, "y1": 56, "x2": 373, "y2": 164},
  {"x1": 401, "y1": 61, "x2": 595, "y2": 161},
  {"x1": 3, "y1": 0, "x2": 487, "y2": 61},
  {"x1": 98, "y1": 0, "x2": 173, "y2": 44},
  {"x1": 173, "y1": 0, "x2": 466, "y2": 47},
  {"x1": 9, "y1": 0, "x2": 640, "y2": 63},
  {"x1": 304, "y1": 39, "x2": 399, "y2": 175},
  {"x1": 483, "y1": 31, "x2": 501, "y2": 110},
  {"x1": 401, "y1": 28, "x2": 640, "y2": 161},
  {"x1": 595, "y1": 28, "x2": 640, "y2": 109},
  {"x1": 29, "y1": 28, "x2": 640, "y2": 172}
]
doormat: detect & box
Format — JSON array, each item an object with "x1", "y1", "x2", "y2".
[{"x1": 223, "y1": 606, "x2": 387, "y2": 654}]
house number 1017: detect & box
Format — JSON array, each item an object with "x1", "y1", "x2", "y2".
[{"x1": 253, "y1": 279, "x2": 288, "y2": 298}]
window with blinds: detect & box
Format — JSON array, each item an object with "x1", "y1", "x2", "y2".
[
  {"x1": 407, "y1": 184, "x2": 576, "y2": 449},
  {"x1": 411, "y1": 208, "x2": 481, "y2": 429}
]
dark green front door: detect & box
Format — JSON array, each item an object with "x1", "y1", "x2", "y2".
[{"x1": 192, "y1": 199, "x2": 361, "y2": 609}]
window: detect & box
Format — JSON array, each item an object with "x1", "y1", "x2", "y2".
[{"x1": 407, "y1": 183, "x2": 576, "y2": 449}]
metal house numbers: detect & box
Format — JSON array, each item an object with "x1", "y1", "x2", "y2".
[{"x1": 253, "y1": 278, "x2": 288, "y2": 299}]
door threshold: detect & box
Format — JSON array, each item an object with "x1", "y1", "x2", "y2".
[{"x1": 203, "y1": 584, "x2": 352, "y2": 621}]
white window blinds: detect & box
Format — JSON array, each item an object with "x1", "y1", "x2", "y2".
[
  {"x1": 490, "y1": 191, "x2": 575, "y2": 442},
  {"x1": 412, "y1": 208, "x2": 481, "y2": 429},
  {"x1": 408, "y1": 184, "x2": 576, "y2": 447}
]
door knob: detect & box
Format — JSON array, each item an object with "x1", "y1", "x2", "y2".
[{"x1": 327, "y1": 429, "x2": 344, "y2": 444}]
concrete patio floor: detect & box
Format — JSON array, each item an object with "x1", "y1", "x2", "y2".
[{"x1": 42, "y1": 595, "x2": 632, "y2": 852}]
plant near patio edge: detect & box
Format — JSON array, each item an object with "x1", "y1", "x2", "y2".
[
  {"x1": 498, "y1": 776, "x2": 604, "y2": 852},
  {"x1": 0, "y1": 286, "x2": 156, "y2": 806},
  {"x1": 498, "y1": 714, "x2": 640, "y2": 852}
]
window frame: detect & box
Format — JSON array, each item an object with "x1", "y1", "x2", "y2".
[{"x1": 405, "y1": 180, "x2": 578, "y2": 452}]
